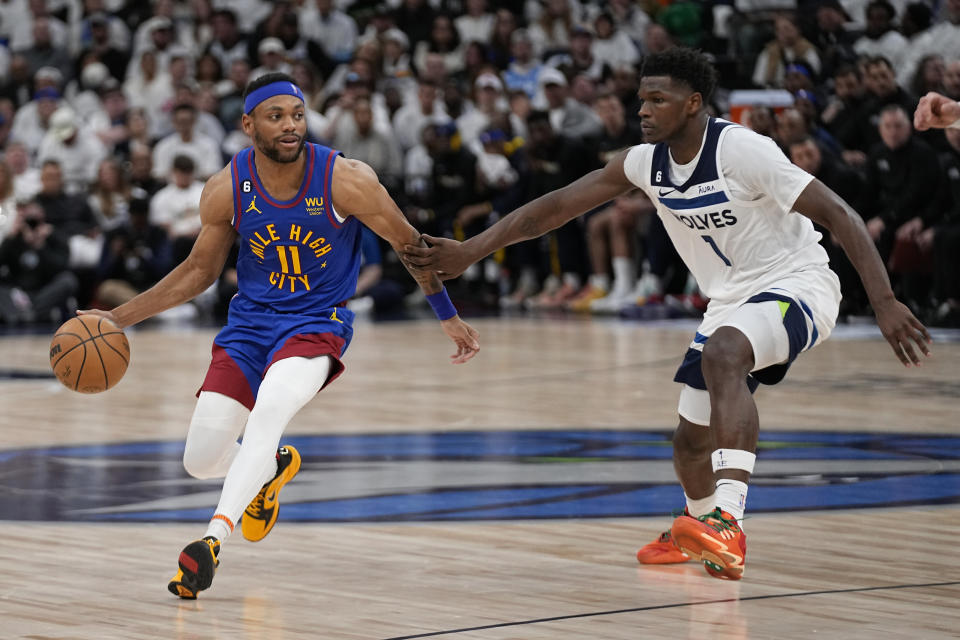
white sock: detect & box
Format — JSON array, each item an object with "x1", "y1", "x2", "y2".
[
  {"x1": 611, "y1": 257, "x2": 635, "y2": 295},
  {"x1": 562, "y1": 272, "x2": 581, "y2": 290},
  {"x1": 715, "y1": 479, "x2": 748, "y2": 526},
  {"x1": 684, "y1": 492, "x2": 717, "y2": 518},
  {"x1": 204, "y1": 516, "x2": 234, "y2": 542},
  {"x1": 589, "y1": 273, "x2": 610, "y2": 292},
  {"x1": 208, "y1": 356, "x2": 332, "y2": 543}
]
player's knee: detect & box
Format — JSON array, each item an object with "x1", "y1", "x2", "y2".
[
  {"x1": 673, "y1": 421, "x2": 711, "y2": 459},
  {"x1": 182, "y1": 444, "x2": 217, "y2": 479},
  {"x1": 701, "y1": 332, "x2": 752, "y2": 379}
]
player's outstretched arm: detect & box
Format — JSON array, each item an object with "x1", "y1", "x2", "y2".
[
  {"x1": 793, "y1": 179, "x2": 931, "y2": 366},
  {"x1": 78, "y1": 167, "x2": 237, "y2": 329},
  {"x1": 400, "y1": 150, "x2": 635, "y2": 278},
  {"x1": 914, "y1": 92, "x2": 960, "y2": 131},
  {"x1": 333, "y1": 157, "x2": 479, "y2": 364}
]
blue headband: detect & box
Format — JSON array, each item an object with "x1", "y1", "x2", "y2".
[{"x1": 244, "y1": 81, "x2": 305, "y2": 114}]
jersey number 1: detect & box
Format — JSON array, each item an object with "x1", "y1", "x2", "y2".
[{"x1": 702, "y1": 235, "x2": 732, "y2": 266}]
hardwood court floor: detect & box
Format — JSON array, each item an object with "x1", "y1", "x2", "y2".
[{"x1": 1, "y1": 316, "x2": 958, "y2": 639}]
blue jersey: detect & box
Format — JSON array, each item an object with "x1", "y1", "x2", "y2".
[{"x1": 229, "y1": 142, "x2": 362, "y2": 314}]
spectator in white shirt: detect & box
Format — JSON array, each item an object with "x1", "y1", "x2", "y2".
[
  {"x1": 455, "y1": 0, "x2": 495, "y2": 44},
  {"x1": 10, "y1": 86, "x2": 62, "y2": 157},
  {"x1": 591, "y1": 12, "x2": 639, "y2": 69},
  {"x1": 250, "y1": 37, "x2": 293, "y2": 81},
  {"x1": 854, "y1": 0, "x2": 909, "y2": 73},
  {"x1": 391, "y1": 78, "x2": 451, "y2": 152},
  {"x1": 152, "y1": 103, "x2": 223, "y2": 180},
  {"x1": 4, "y1": 142, "x2": 40, "y2": 202},
  {"x1": 149, "y1": 154, "x2": 204, "y2": 263},
  {"x1": 299, "y1": 0, "x2": 358, "y2": 64},
  {"x1": 898, "y1": 0, "x2": 960, "y2": 88},
  {"x1": 37, "y1": 106, "x2": 107, "y2": 196},
  {"x1": 207, "y1": 9, "x2": 249, "y2": 72}
]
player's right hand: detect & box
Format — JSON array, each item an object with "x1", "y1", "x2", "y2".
[
  {"x1": 873, "y1": 298, "x2": 931, "y2": 367},
  {"x1": 440, "y1": 316, "x2": 480, "y2": 364},
  {"x1": 401, "y1": 235, "x2": 472, "y2": 280},
  {"x1": 914, "y1": 92, "x2": 960, "y2": 130}
]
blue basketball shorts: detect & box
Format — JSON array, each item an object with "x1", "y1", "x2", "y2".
[{"x1": 197, "y1": 295, "x2": 355, "y2": 410}]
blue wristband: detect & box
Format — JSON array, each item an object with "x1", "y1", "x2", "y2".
[{"x1": 426, "y1": 288, "x2": 457, "y2": 321}]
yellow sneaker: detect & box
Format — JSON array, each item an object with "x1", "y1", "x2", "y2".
[
  {"x1": 167, "y1": 536, "x2": 220, "y2": 599},
  {"x1": 241, "y1": 445, "x2": 302, "y2": 542}
]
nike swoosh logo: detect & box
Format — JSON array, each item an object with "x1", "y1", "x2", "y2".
[{"x1": 658, "y1": 188, "x2": 675, "y2": 197}]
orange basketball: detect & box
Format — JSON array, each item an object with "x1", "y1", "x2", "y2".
[{"x1": 49, "y1": 315, "x2": 130, "y2": 393}]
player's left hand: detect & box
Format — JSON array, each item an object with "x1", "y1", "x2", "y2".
[
  {"x1": 440, "y1": 316, "x2": 480, "y2": 364},
  {"x1": 873, "y1": 298, "x2": 931, "y2": 367}
]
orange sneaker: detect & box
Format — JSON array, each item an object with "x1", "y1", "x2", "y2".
[
  {"x1": 636, "y1": 528, "x2": 691, "y2": 564},
  {"x1": 670, "y1": 508, "x2": 746, "y2": 580}
]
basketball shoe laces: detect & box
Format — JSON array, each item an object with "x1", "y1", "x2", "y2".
[{"x1": 700, "y1": 508, "x2": 741, "y2": 534}]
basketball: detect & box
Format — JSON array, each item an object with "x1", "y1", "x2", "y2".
[{"x1": 49, "y1": 315, "x2": 130, "y2": 394}]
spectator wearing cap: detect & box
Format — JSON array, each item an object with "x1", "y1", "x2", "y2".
[
  {"x1": 854, "y1": 0, "x2": 909, "y2": 74},
  {"x1": 70, "y1": 61, "x2": 112, "y2": 124},
  {"x1": 414, "y1": 14, "x2": 465, "y2": 77},
  {"x1": 152, "y1": 103, "x2": 222, "y2": 181},
  {"x1": 455, "y1": 0, "x2": 494, "y2": 44},
  {"x1": 503, "y1": 29, "x2": 544, "y2": 99},
  {"x1": 591, "y1": 12, "x2": 640, "y2": 70},
  {"x1": 898, "y1": 0, "x2": 960, "y2": 89},
  {"x1": 546, "y1": 25, "x2": 608, "y2": 83},
  {"x1": 149, "y1": 154, "x2": 204, "y2": 264},
  {"x1": 380, "y1": 27, "x2": 415, "y2": 95},
  {"x1": 457, "y1": 72, "x2": 520, "y2": 153},
  {"x1": 38, "y1": 106, "x2": 108, "y2": 196},
  {"x1": 537, "y1": 67, "x2": 603, "y2": 139},
  {"x1": 332, "y1": 97, "x2": 403, "y2": 195},
  {"x1": 206, "y1": 9, "x2": 249, "y2": 73},
  {"x1": 250, "y1": 37, "x2": 292, "y2": 81},
  {"x1": 322, "y1": 69, "x2": 393, "y2": 141},
  {"x1": 10, "y1": 85, "x2": 64, "y2": 158},
  {"x1": 4, "y1": 142, "x2": 41, "y2": 203},
  {"x1": 391, "y1": 77, "x2": 451, "y2": 152},
  {"x1": 299, "y1": 0, "x2": 358, "y2": 64},
  {"x1": 753, "y1": 15, "x2": 822, "y2": 89}
]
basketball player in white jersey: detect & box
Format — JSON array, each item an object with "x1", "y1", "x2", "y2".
[
  {"x1": 914, "y1": 91, "x2": 960, "y2": 131},
  {"x1": 402, "y1": 48, "x2": 931, "y2": 580}
]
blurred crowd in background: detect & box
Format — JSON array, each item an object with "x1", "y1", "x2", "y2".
[{"x1": 0, "y1": 0, "x2": 958, "y2": 328}]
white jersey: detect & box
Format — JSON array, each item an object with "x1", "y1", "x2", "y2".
[{"x1": 623, "y1": 118, "x2": 838, "y2": 328}]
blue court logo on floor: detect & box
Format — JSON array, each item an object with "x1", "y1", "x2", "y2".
[{"x1": 1, "y1": 430, "x2": 958, "y2": 522}]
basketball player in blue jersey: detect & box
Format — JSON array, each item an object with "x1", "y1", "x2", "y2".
[
  {"x1": 79, "y1": 72, "x2": 480, "y2": 599},
  {"x1": 403, "y1": 48, "x2": 931, "y2": 580}
]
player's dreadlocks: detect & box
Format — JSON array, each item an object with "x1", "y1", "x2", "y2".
[{"x1": 640, "y1": 48, "x2": 717, "y2": 103}]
